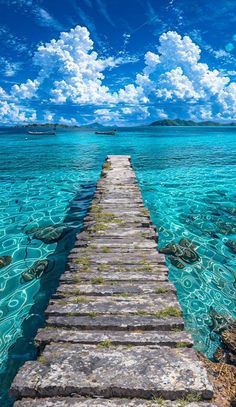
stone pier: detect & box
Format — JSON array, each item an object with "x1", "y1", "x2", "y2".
[{"x1": 11, "y1": 156, "x2": 216, "y2": 407}]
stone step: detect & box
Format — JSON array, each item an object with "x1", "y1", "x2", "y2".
[
  {"x1": 46, "y1": 315, "x2": 185, "y2": 331},
  {"x1": 68, "y1": 252, "x2": 166, "y2": 264},
  {"x1": 96, "y1": 185, "x2": 139, "y2": 192},
  {"x1": 92, "y1": 197, "x2": 144, "y2": 203},
  {"x1": 76, "y1": 229, "x2": 157, "y2": 240},
  {"x1": 83, "y1": 229, "x2": 157, "y2": 239},
  {"x1": 60, "y1": 271, "x2": 169, "y2": 284},
  {"x1": 89, "y1": 199, "x2": 144, "y2": 205},
  {"x1": 14, "y1": 399, "x2": 218, "y2": 407},
  {"x1": 74, "y1": 241, "x2": 157, "y2": 249},
  {"x1": 66, "y1": 264, "x2": 168, "y2": 274},
  {"x1": 71, "y1": 248, "x2": 160, "y2": 255},
  {"x1": 90, "y1": 201, "x2": 144, "y2": 210},
  {"x1": 84, "y1": 224, "x2": 153, "y2": 234},
  {"x1": 72, "y1": 247, "x2": 158, "y2": 256},
  {"x1": 75, "y1": 238, "x2": 157, "y2": 247},
  {"x1": 46, "y1": 293, "x2": 181, "y2": 317},
  {"x1": 54, "y1": 282, "x2": 175, "y2": 297},
  {"x1": 84, "y1": 214, "x2": 150, "y2": 222},
  {"x1": 46, "y1": 292, "x2": 181, "y2": 318},
  {"x1": 35, "y1": 328, "x2": 193, "y2": 348},
  {"x1": 10, "y1": 344, "x2": 213, "y2": 400},
  {"x1": 92, "y1": 192, "x2": 143, "y2": 197}
]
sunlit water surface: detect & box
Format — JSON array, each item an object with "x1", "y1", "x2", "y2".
[{"x1": 0, "y1": 127, "x2": 235, "y2": 405}]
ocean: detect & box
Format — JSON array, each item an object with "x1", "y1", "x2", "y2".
[{"x1": 0, "y1": 126, "x2": 235, "y2": 405}]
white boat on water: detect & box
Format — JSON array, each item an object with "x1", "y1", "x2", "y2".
[
  {"x1": 27, "y1": 131, "x2": 56, "y2": 135},
  {"x1": 27, "y1": 127, "x2": 56, "y2": 135},
  {"x1": 95, "y1": 129, "x2": 117, "y2": 135}
]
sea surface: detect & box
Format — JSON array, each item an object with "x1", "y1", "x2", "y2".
[{"x1": 0, "y1": 126, "x2": 235, "y2": 405}]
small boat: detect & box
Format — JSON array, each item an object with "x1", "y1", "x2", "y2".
[
  {"x1": 95, "y1": 129, "x2": 117, "y2": 135},
  {"x1": 27, "y1": 130, "x2": 56, "y2": 135},
  {"x1": 27, "y1": 126, "x2": 56, "y2": 135}
]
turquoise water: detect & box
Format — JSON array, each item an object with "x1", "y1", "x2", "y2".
[{"x1": 0, "y1": 126, "x2": 235, "y2": 405}]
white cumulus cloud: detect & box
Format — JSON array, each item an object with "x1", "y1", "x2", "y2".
[
  {"x1": 32, "y1": 25, "x2": 118, "y2": 105},
  {"x1": 0, "y1": 101, "x2": 36, "y2": 124},
  {"x1": 11, "y1": 79, "x2": 40, "y2": 99},
  {"x1": 118, "y1": 31, "x2": 236, "y2": 120},
  {"x1": 1, "y1": 27, "x2": 236, "y2": 124}
]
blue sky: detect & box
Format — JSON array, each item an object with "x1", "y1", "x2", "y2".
[{"x1": 0, "y1": 0, "x2": 236, "y2": 125}]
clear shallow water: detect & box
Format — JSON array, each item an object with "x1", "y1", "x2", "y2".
[{"x1": 0, "y1": 126, "x2": 235, "y2": 405}]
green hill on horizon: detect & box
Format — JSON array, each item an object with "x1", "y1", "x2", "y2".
[{"x1": 149, "y1": 119, "x2": 236, "y2": 126}]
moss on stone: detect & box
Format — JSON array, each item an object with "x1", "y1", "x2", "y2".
[
  {"x1": 176, "y1": 341, "x2": 191, "y2": 348},
  {"x1": 177, "y1": 393, "x2": 201, "y2": 406},
  {"x1": 88, "y1": 311, "x2": 97, "y2": 317},
  {"x1": 152, "y1": 396, "x2": 165, "y2": 405},
  {"x1": 98, "y1": 339, "x2": 113, "y2": 348},
  {"x1": 154, "y1": 307, "x2": 182, "y2": 318},
  {"x1": 75, "y1": 297, "x2": 90, "y2": 303},
  {"x1": 91, "y1": 276, "x2": 105, "y2": 285},
  {"x1": 90, "y1": 223, "x2": 108, "y2": 233},
  {"x1": 75, "y1": 256, "x2": 90, "y2": 271},
  {"x1": 139, "y1": 260, "x2": 153, "y2": 273},
  {"x1": 137, "y1": 310, "x2": 149, "y2": 316},
  {"x1": 37, "y1": 355, "x2": 49, "y2": 365},
  {"x1": 102, "y1": 246, "x2": 111, "y2": 253},
  {"x1": 98, "y1": 264, "x2": 109, "y2": 271},
  {"x1": 155, "y1": 287, "x2": 170, "y2": 294},
  {"x1": 103, "y1": 161, "x2": 111, "y2": 170},
  {"x1": 120, "y1": 293, "x2": 129, "y2": 298},
  {"x1": 66, "y1": 312, "x2": 76, "y2": 317},
  {"x1": 56, "y1": 300, "x2": 67, "y2": 305},
  {"x1": 94, "y1": 211, "x2": 115, "y2": 223},
  {"x1": 117, "y1": 267, "x2": 126, "y2": 272},
  {"x1": 113, "y1": 218, "x2": 125, "y2": 225},
  {"x1": 90, "y1": 205, "x2": 102, "y2": 214},
  {"x1": 141, "y1": 208, "x2": 149, "y2": 217}
]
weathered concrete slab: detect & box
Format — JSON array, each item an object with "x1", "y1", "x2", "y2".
[
  {"x1": 66, "y1": 262, "x2": 168, "y2": 273},
  {"x1": 35, "y1": 328, "x2": 193, "y2": 347},
  {"x1": 68, "y1": 252, "x2": 166, "y2": 264},
  {"x1": 70, "y1": 248, "x2": 160, "y2": 256},
  {"x1": 54, "y1": 282, "x2": 176, "y2": 296},
  {"x1": 11, "y1": 344, "x2": 213, "y2": 400},
  {"x1": 74, "y1": 239, "x2": 157, "y2": 249},
  {"x1": 14, "y1": 398, "x2": 217, "y2": 407},
  {"x1": 46, "y1": 315, "x2": 185, "y2": 331},
  {"x1": 46, "y1": 293, "x2": 181, "y2": 317},
  {"x1": 76, "y1": 227, "x2": 157, "y2": 238},
  {"x1": 60, "y1": 270, "x2": 169, "y2": 283}
]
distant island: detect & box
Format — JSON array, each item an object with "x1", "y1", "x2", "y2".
[
  {"x1": 149, "y1": 119, "x2": 236, "y2": 126},
  {"x1": 13, "y1": 122, "x2": 105, "y2": 129},
  {"x1": 10, "y1": 119, "x2": 236, "y2": 129}
]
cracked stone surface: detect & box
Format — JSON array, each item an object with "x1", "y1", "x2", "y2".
[
  {"x1": 54, "y1": 281, "x2": 176, "y2": 296},
  {"x1": 35, "y1": 328, "x2": 193, "y2": 347},
  {"x1": 11, "y1": 155, "x2": 214, "y2": 406},
  {"x1": 45, "y1": 315, "x2": 185, "y2": 331},
  {"x1": 14, "y1": 399, "x2": 217, "y2": 407},
  {"x1": 60, "y1": 271, "x2": 169, "y2": 283},
  {"x1": 11, "y1": 344, "x2": 213, "y2": 400},
  {"x1": 46, "y1": 293, "x2": 181, "y2": 316}
]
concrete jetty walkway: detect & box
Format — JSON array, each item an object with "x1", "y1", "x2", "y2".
[{"x1": 11, "y1": 156, "x2": 215, "y2": 407}]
